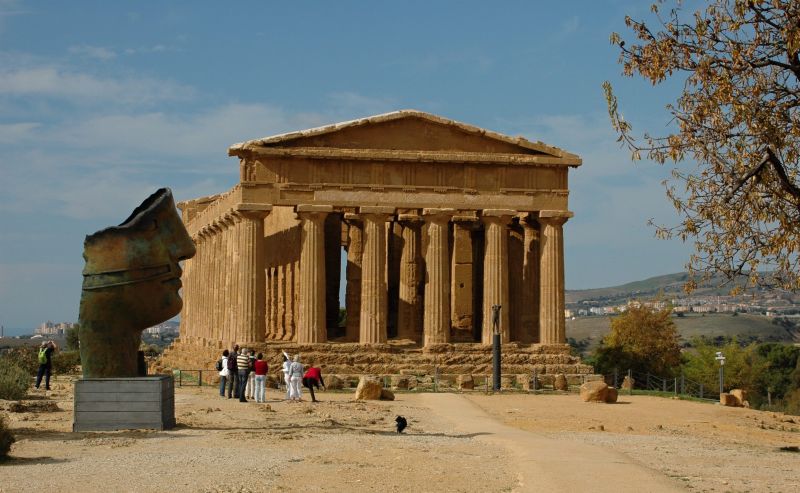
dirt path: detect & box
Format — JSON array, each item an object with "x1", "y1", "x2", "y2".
[{"x1": 412, "y1": 393, "x2": 684, "y2": 492}]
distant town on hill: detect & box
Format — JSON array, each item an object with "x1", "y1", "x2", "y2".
[{"x1": 566, "y1": 271, "x2": 800, "y2": 317}]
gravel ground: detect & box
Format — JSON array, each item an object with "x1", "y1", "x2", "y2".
[{"x1": 1, "y1": 378, "x2": 515, "y2": 493}]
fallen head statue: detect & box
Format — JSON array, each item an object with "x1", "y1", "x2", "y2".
[{"x1": 79, "y1": 188, "x2": 195, "y2": 378}]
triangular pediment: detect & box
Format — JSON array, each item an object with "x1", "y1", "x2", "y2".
[{"x1": 229, "y1": 110, "x2": 579, "y2": 163}]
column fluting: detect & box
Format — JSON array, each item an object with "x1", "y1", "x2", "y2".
[
  {"x1": 359, "y1": 206, "x2": 394, "y2": 344},
  {"x1": 296, "y1": 205, "x2": 332, "y2": 343},
  {"x1": 423, "y1": 208, "x2": 455, "y2": 346},
  {"x1": 481, "y1": 209, "x2": 515, "y2": 344},
  {"x1": 538, "y1": 210, "x2": 572, "y2": 345}
]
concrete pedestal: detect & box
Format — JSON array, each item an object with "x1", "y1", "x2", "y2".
[{"x1": 73, "y1": 375, "x2": 175, "y2": 432}]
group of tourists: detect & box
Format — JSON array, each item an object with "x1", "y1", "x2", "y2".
[{"x1": 217, "y1": 345, "x2": 325, "y2": 403}]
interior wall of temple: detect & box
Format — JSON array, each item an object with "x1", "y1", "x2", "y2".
[
  {"x1": 324, "y1": 214, "x2": 342, "y2": 338},
  {"x1": 263, "y1": 206, "x2": 301, "y2": 340}
]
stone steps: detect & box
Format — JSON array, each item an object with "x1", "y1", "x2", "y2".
[{"x1": 157, "y1": 340, "x2": 596, "y2": 386}]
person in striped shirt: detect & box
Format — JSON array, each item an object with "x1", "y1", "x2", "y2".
[{"x1": 236, "y1": 348, "x2": 251, "y2": 403}]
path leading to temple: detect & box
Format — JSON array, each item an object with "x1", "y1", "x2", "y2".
[{"x1": 412, "y1": 393, "x2": 683, "y2": 493}]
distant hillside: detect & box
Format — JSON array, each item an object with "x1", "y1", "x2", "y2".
[
  {"x1": 566, "y1": 271, "x2": 760, "y2": 304},
  {"x1": 566, "y1": 312, "x2": 799, "y2": 353}
]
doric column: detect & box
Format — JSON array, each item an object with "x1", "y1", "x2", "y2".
[
  {"x1": 359, "y1": 206, "x2": 394, "y2": 344},
  {"x1": 210, "y1": 222, "x2": 223, "y2": 343},
  {"x1": 397, "y1": 213, "x2": 423, "y2": 341},
  {"x1": 277, "y1": 264, "x2": 287, "y2": 340},
  {"x1": 521, "y1": 214, "x2": 540, "y2": 343},
  {"x1": 423, "y1": 208, "x2": 455, "y2": 346},
  {"x1": 481, "y1": 209, "x2": 515, "y2": 344},
  {"x1": 180, "y1": 234, "x2": 195, "y2": 342},
  {"x1": 222, "y1": 214, "x2": 237, "y2": 344},
  {"x1": 196, "y1": 229, "x2": 208, "y2": 344},
  {"x1": 235, "y1": 204, "x2": 271, "y2": 345},
  {"x1": 539, "y1": 210, "x2": 572, "y2": 345},
  {"x1": 344, "y1": 214, "x2": 363, "y2": 342},
  {"x1": 296, "y1": 205, "x2": 332, "y2": 343}
]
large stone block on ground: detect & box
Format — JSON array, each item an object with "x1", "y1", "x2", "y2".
[
  {"x1": 621, "y1": 376, "x2": 635, "y2": 390},
  {"x1": 458, "y1": 374, "x2": 474, "y2": 390},
  {"x1": 354, "y1": 376, "x2": 383, "y2": 400},
  {"x1": 73, "y1": 376, "x2": 175, "y2": 431},
  {"x1": 720, "y1": 393, "x2": 739, "y2": 407},
  {"x1": 390, "y1": 375, "x2": 410, "y2": 390},
  {"x1": 580, "y1": 381, "x2": 609, "y2": 402},
  {"x1": 730, "y1": 389, "x2": 749, "y2": 407},
  {"x1": 554, "y1": 373, "x2": 568, "y2": 391},
  {"x1": 605, "y1": 387, "x2": 618, "y2": 403},
  {"x1": 380, "y1": 389, "x2": 395, "y2": 401},
  {"x1": 326, "y1": 375, "x2": 344, "y2": 390}
]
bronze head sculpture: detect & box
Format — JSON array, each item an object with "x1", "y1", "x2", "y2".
[{"x1": 79, "y1": 188, "x2": 195, "y2": 377}]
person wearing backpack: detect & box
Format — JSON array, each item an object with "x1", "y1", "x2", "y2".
[
  {"x1": 35, "y1": 341, "x2": 56, "y2": 390},
  {"x1": 226, "y1": 344, "x2": 239, "y2": 399},
  {"x1": 217, "y1": 349, "x2": 230, "y2": 398}
]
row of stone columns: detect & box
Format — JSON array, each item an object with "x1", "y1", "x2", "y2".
[
  {"x1": 182, "y1": 203, "x2": 569, "y2": 347},
  {"x1": 180, "y1": 205, "x2": 271, "y2": 347},
  {"x1": 290, "y1": 205, "x2": 570, "y2": 346}
]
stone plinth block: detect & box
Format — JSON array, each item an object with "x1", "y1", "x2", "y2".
[{"x1": 73, "y1": 376, "x2": 175, "y2": 432}]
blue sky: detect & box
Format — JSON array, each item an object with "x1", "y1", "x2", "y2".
[{"x1": 0, "y1": 1, "x2": 694, "y2": 332}]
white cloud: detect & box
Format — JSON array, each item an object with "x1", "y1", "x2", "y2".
[
  {"x1": 0, "y1": 121, "x2": 39, "y2": 143},
  {"x1": 561, "y1": 16, "x2": 580, "y2": 36},
  {"x1": 0, "y1": 66, "x2": 195, "y2": 104},
  {"x1": 326, "y1": 92, "x2": 398, "y2": 118},
  {"x1": 68, "y1": 45, "x2": 117, "y2": 61},
  {"x1": 51, "y1": 103, "x2": 319, "y2": 160}
]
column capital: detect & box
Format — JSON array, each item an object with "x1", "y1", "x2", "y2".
[
  {"x1": 235, "y1": 203, "x2": 272, "y2": 220},
  {"x1": 236, "y1": 202, "x2": 273, "y2": 213},
  {"x1": 482, "y1": 208, "x2": 516, "y2": 218},
  {"x1": 422, "y1": 208, "x2": 456, "y2": 222},
  {"x1": 538, "y1": 210, "x2": 573, "y2": 224},
  {"x1": 296, "y1": 204, "x2": 334, "y2": 214},
  {"x1": 359, "y1": 206, "x2": 395, "y2": 216},
  {"x1": 452, "y1": 211, "x2": 479, "y2": 223},
  {"x1": 343, "y1": 212, "x2": 362, "y2": 223},
  {"x1": 397, "y1": 213, "x2": 423, "y2": 224}
]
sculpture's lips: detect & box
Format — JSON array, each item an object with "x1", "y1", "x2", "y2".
[{"x1": 83, "y1": 262, "x2": 180, "y2": 290}]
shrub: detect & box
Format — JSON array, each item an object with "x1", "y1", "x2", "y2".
[
  {"x1": 52, "y1": 350, "x2": 81, "y2": 375},
  {"x1": 0, "y1": 358, "x2": 30, "y2": 400},
  {"x1": 0, "y1": 414, "x2": 14, "y2": 460},
  {"x1": 1, "y1": 346, "x2": 38, "y2": 376}
]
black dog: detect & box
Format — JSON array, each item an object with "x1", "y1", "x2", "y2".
[{"x1": 395, "y1": 415, "x2": 408, "y2": 433}]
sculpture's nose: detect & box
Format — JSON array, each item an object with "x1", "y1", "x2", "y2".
[{"x1": 173, "y1": 226, "x2": 196, "y2": 262}]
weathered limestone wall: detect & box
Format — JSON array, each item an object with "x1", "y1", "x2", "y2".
[
  {"x1": 451, "y1": 221, "x2": 476, "y2": 341},
  {"x1": 159, "y1": 340, "x2": 594, "y2": 387}
]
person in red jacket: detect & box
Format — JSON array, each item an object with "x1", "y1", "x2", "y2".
[
  {"x1": 253, "y1": 353, "x2": 269, "y2": 403},
  {"x1": 302, "y1": 363, "x2": 325, "y2": 403}
]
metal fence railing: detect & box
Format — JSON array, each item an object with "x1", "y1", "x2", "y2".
[
  {"x1": 173, "y1": 369, "x2": 208, "y2": 387},
  {"x1": 605, "y1": 368, "x2": 716, "y2": 401}
]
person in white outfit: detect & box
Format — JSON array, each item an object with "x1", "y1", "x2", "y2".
[
  {"x1": 281, "y1": 352, "x2": 292, "y2": 400},
  {"x1": 289, "y1": 354, "x2": 304, "y2": 401}
]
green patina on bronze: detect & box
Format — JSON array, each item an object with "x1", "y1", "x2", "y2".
[{"x1": 78, "y1": 188, "x2": 195, "y2": 378}]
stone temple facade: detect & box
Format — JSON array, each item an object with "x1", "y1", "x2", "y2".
[{"x1": 161, "y1": 110, "x2": 594, "y2": 385}]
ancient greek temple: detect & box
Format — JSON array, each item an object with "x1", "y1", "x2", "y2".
[{"x1": 176, "y1": 110, "x2": 580, "y2": 354}]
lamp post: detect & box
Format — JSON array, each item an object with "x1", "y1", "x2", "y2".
[
  {"x1": 491, "y1": 304, "x2": 501, "y2": 392},
  {"x1": 715, "y1": 351, "x2": 726, "y2": 397}
]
